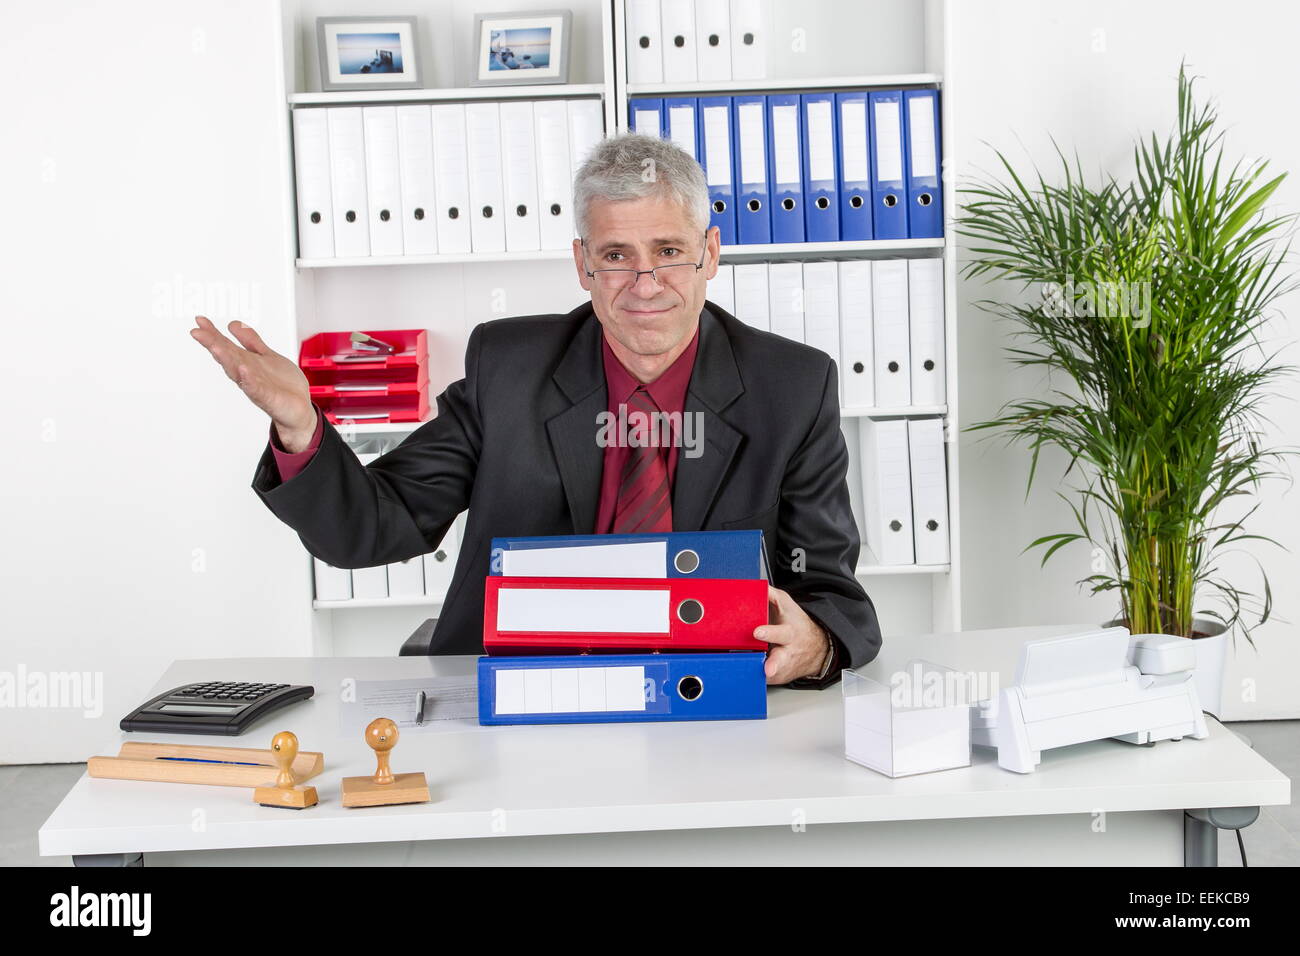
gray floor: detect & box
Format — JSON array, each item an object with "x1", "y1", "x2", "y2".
[{"x1": 5, "y1": 720, "x2": 1297, "y2": 866}]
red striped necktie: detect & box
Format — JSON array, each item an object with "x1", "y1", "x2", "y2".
[{"x1": 612, "y1": 386, "x2": 674, "y2": 534}]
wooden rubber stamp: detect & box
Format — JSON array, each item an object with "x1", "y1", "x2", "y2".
[
  {"x1": 341, "y1": 717, "x2": 430, "y2": 808},
  {"x1": 252, "y1": 731, "x2": 319, "y2": 809}
]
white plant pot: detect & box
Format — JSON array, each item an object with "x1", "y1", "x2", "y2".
[{"x1": 1191, "y1": 625, "x2": 1229, "y2": 719}]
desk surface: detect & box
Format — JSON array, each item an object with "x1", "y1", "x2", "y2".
[{"x1": 40, "y1": 623, "x2": 1291, "y2": 857}]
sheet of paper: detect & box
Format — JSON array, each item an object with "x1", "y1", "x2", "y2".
[{"x1": 339, "y1": 676, "x2": 479, "y2": 735}]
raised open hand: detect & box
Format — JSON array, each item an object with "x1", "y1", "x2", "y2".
[{"x1": 190, "y1": 316, "x2": 317, "y2": 449}]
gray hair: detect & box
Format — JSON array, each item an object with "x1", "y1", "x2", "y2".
[{"x1": 573, "y1": 131, "x2": 710, "y2": 241}]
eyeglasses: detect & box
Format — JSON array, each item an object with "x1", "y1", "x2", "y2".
[{"x1": 582, "y1": 233, "x2": 708, "y2": 291}]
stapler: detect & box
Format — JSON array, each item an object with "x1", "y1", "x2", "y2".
[{"x1": 971, "y1": 627, "x2": 1209, "y2": 773}]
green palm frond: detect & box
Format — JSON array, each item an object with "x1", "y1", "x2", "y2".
[{"x1": 957, "y1": 65, "x2": 1297, "y2": 647}]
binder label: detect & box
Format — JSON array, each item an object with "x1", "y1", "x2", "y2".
[
  {"x1": 873, "y1": 100, "x2": 902, "y2": 182},
  {"x1": 703, "y1": 106, "x2": 732, "y2": 185},
  {"x1": 807, "y1": 100, "x2": 834, "y2": 182},
  {"x1": 495, "y1": 665, "x2": 647, "y2": 714},
  {"x1": 496, "y1": 587, "x2": 669, "y2": 633},
  {"x1": 908, "y1": 96, "x2": 937, "y2": 178}
]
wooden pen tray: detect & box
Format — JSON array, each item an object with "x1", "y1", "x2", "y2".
[{"x1": 88, "y1": 741, "x2": 324, "y2": 788}]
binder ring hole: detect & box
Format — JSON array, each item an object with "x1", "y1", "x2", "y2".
[
  {"x1": 673, "y1": 549, "x2": 700, "y2": 574},
  {"x1": 550, "y1": 202, "x2": 562, "y2": 216},
  {"x1": 516, "y1": 204, "x2": 527, "y2": 217},
  {"x1": 747, "y1": 199, "x2": 761, "y2": 212},
  {"x1": 310, "y1": 211, "x2": 321, "y2": 224},
  {"x1": 888, "y1": 360, "x2": 900, "y2": 373},
  {"x1": 677, "y1": 676, "x2": 704, "y2": 701},
  {"x1": 918, "y1": 193, "x2": 933, "y2": 206},
  {"x1": 849, "y1": 195, "x2": 864, "y2": 209},
  {"x1": 926, "y1": 520, "x2": 939, "y2": 532},
  {"x1": 889, "y1": 519, "x2": 903, "y2": 532},
  {"x1": 923, "y1": 359, "x2": 935, "y2": 371},
  {"x1": 448, "y1": 207, "x2": 459, "y2": 219},
  {"x1": 414, "y1": 207, "x2": 425, "y2": 220},
  {"x1": 379, "y1": 209, "x2": 390, "y2": 222},
  {"x1": 677, "y1": 599, "x2": 704, "y2": 625},
  {"x1": 674, "y1": 35, "x2": 685, "y2": 47},
  {"x1": 815, "y1": 196, "x2": 829, "y2": 209},
  {"x1": 345, "y1": 210, "x2": 356, "y2": 223},
  {"x1": 781, "y1": 198, "x2": 795, "y2": 211},
  {"x1": 712, "y1": 199, "x2": 726, "y2": 213},
  {"x1": 853, "y1": 362, "x2": 864, "y2": 373},
  {"x1": 883, "y1": 195, "x2": 898, "y2": 208},
  {"x1": 639, "y1": 36, "x2": 650, "y2": 49}
]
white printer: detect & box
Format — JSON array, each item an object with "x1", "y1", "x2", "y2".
[{"x1": 971, "y1": 627, "x2": 1209, "y2": 773}]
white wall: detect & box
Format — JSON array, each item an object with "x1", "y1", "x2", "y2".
[
  {"x1": 948, "y1": 0, "x2": 1300, "y2": 718},
  {"x1": 0, "y1": 0, "x2": 308, "y2": 761}
]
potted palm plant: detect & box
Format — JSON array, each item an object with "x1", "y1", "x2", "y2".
[{"x1": 957, "y1": 66, "x2": 1294, "y2": 717}]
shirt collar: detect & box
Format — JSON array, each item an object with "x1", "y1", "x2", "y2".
[{"x1": 601, "y1": 322, "x2": 701, "y2": 412}]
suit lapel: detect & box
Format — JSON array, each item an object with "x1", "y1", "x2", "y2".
[
  {"x1": 673, "y1": 305, "x2": 746, "y2": 530},
  {"x1": 545, "y1": 305, "x2": 605, "y2": 533}
]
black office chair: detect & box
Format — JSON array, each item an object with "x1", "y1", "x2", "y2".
[{"x1": 399, "y1": 617, "x2": 438, "y2": 656}]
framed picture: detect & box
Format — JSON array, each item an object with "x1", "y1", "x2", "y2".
[
  {"x1": 317, "y1": 16, "x2": 423, "y2": 92},
  {"x1": 470, "y1": 10, "x2": 572, "y2": 86}
]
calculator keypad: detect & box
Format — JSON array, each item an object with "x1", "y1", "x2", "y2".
[{"x1": 174, "y1": 682, "x2": 290, "y2": 703}]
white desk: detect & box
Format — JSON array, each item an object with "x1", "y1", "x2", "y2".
[{"x1": 40, "y1": 624, "x2": 1290, "y2": 866}]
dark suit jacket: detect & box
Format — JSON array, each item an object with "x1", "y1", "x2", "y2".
[{"x1": 251, "y1": 301, "x2": 882, "y2": 686}]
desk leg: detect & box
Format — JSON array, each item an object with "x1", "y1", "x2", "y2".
[
  {"x1": 73, "y1": 853, "x2": 143, "y2": 867},
  {"x1": 1184, "y1": 808, "x2": 1259, "y2": 867}
]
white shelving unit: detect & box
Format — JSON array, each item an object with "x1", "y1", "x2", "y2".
[{"x1": 281, "y1": 0, "x2": 962, "y2": 652}]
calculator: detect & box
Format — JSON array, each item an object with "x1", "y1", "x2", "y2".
[{"x1": 119, "y1": 681, "x2": 315, "y2": 736}]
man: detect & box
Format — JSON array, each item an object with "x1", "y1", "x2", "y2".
[{"x1": 191, "y1": 132, "x2": 881, "y2": 687}]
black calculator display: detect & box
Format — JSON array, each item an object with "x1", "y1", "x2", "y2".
[{"x1": 119, "y1": 681, "x2": 315, "y2": 736}]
